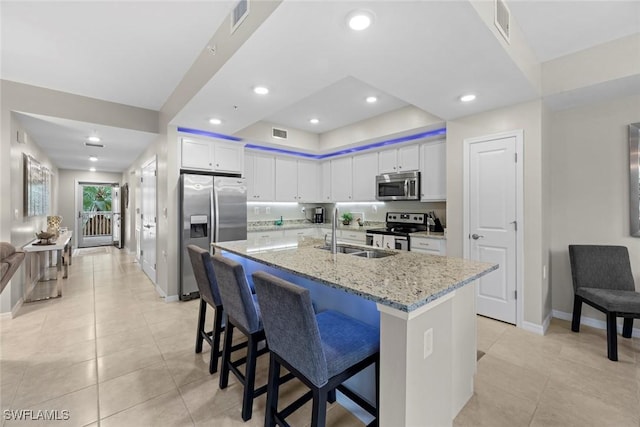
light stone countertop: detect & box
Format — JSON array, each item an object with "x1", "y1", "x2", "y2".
[
  {"x1": 409, "y1": 231, "x2": 447, "y2": 240},
  {"x1": 213, "y1": 236, "x2": 495, "y2": 312}
]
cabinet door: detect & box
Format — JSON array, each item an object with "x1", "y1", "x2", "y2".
[
  {"x1": 398, "y1": 144, "x2": 420, "y2": 171},
  {"x1": 352, "y1": 152, "x2": 378, "y2": 201},
  {"x1": 321, "y1": 161, "x2": 332, "y2": 202},
  {"x1": 378, "y1": 149, "x2": 398, "y2": 174},
  {"x1": 330, "y1": 157, "x2": 353, "y2": 201},
  {"x1": 297, "y1": 160, "x2": 319, "y2": 202},
  {"x1": 420, "y1": 141, "x2": 446, "y2": 201},
  {"x1": 275, "y1": 157, "x2": 298, "y2": 201},
  {"x1": 213, "y1": 142, "x2": 243, "y2": 173},
  {"x1": 182, "y1": 138, "x2": 212, "y2": 170},
  {"x1": 253, "y1": 154, "x2": 275, "y2": 201}
]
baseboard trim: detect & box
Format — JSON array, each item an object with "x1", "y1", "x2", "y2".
[
  {"x1": 521, "y1": 320, "x2": 545, "y2": 335},
  {"x1": 165, "y1": 295, "x2": 179, "y2": 303},
  {"x1": 552, "y1": 309, "x2": 640, "y2": 338}
]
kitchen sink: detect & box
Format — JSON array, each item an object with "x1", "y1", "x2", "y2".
[{"x1": 317, "y1": 244, "x2": 397, "y2": 259}]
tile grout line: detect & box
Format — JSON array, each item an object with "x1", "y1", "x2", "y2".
[{"x1": 91, "y1": 255, "x2": 102, "y2": 426}]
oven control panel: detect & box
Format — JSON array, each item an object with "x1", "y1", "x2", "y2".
[{"x1": 385, "y1": 212, "x2": 426, "y2": 225}]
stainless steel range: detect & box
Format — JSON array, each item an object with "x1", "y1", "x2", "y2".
[{"x1": 366, "y1": 212, "x2": 428, "y2": 251}]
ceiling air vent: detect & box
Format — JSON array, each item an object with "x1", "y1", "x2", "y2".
[
  {"x1": 230, "y1": 0, "x2": 249, "y2": 34},
  {"x1": 272, "y1": 127, "x2": 288, "y2": 140},
  {"x1": 84, "y1": 142, "x2": 104, "y2": 148},
  {"x1": 495, "y1": 0, "x2": 510, "y2": 44}
]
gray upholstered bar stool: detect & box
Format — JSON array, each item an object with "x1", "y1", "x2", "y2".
[
  {"x1": 210, "y1": 254, "x2": 271, "y2": 422},
  {"x1": 186, "y1": 245, "x2": 225, "y2": 374},
  {"x1": 253, "y1": 271, "x2": 380, "y2": 427}
]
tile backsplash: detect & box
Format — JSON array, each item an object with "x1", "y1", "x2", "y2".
[{"x1": 247, "y1": 201, "x2": 446, "y2": 227}]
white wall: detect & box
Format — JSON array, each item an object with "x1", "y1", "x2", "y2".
[
  {"x1": 57, "y1": 169, "x2": 122, "y2": 248},
  {"x1": 235, "y1": 121, "x2": 320, "y2": 151},
  {"x1": 549, "y1": 93, "x2": 640, "y2": 322},
  {"x1": 446, "y1": 100, "x2": 548, "y2": 327}
]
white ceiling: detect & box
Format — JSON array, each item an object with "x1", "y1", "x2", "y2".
[{"x1": 2, "y1": 0, "x2": 639, "y2": 172}]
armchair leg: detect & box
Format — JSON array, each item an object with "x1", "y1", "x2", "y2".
[
  {"x1": 571, "y1": 296, "x2": 582, "y2": 333},
  {"x1": 622, "y1": 318, "x2": 633, "y2": 339},
  {"x1": 606, "y1": 312, "x2": 618, "y2": 361}
]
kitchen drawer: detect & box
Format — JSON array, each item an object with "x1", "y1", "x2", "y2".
[
  {"x1": 410, "y1": 237, "x2": 446, "y2": 256},
  {"x1": 340, "y1": 230, "x2": 366, "y2": 244},
  {"x1": 247, "y1": 230, "x2": 284, "y2": 241},
  {"x1": 283, "y1": 228, "x2": 316, "y2": 237}
]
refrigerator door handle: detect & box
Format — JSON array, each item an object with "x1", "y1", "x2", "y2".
[{"x1": 211, "y1": 185, "x2": 219, "y2": 247}]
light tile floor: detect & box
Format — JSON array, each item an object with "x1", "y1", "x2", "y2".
[{"x1": 0, "y1": 247, "x2": 638, "y2": 426}]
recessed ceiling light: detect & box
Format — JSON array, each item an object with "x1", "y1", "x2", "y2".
[
  {"x1": 347, "y1": 10, "x2": 374, "y2": 31},
  {"x1": 253, "y1": 86, "x2": 269, "y2": 95},
  {"x1": 89, "y1": 167, "x2": 96, "y2": 172},
  {"x1": 209, "y1": 118, "x2": 222, "y2": 125},
  {"x1": 87, "y1": 136, "x2": 101, "y2": 143},
  {"x1": 309, "y1": 118, "x2": 319, "y2": 124},
  {"x1": 366, "y1": 96, "x2": 378, "y2": 103},
  {"x1": 89, "y1": 156, "x2": 98, "y2": 162},
  {"x1": 460, "y1": 94, "x2": 476, "y2": 103}
]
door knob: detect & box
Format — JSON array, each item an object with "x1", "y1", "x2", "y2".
[{"x1": 471, "y1": 233, "x2": 484, "y2": 240}]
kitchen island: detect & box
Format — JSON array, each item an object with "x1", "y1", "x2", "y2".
[{"x1": 213, "y1": 236, "x2": 497, "y2": 426}]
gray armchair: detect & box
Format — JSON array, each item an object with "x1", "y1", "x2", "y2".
[
  {"x1": 569, "y1": 245, "x2": 640, "y2": 361},
  {"x1": 1, "y1": 242, "x2": 25, "y2": 294}
]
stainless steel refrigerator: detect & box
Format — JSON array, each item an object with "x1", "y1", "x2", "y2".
[{"x1": 179, "y1": 173, "x2": 247, "y2": 300}]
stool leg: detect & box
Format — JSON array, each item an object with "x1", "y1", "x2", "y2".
[
  {"x1": 622, "y1": 318, "x2": 633, "y2": 339},
  {"x1": 220, "y1": 322, "x2": 234, "y2": 389},
  {"x1": 265, "y1": 355, "x2": 281, "y2": 427},
  {"x1": 606, "y1": 312, "x2": 618, "y2": 361},
  {"x1": 571, "y1": 296, "x2": 582, "y2": 332},
  {"x1": 328, "y1": 389, "x2": 336, "y2": 404},
  {"x1": 310, "y1": 388, "x2": 327, "y2": 427},
  {"x1": 369, "y1": 354, "x2": 380, "y2": 427},
  {"x1": 210, "y1": 306, "x2": 224, "y2": 374},
  {"x1": 241, "y1": 335, "x2": 259, "y2": 421},
  {"x1": 195, "y1": 299, "x2": 207, "y2": 354}
]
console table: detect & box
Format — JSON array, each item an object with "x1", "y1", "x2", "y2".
[{"x1": 22, "y1": 231, "x2": 72, "y2": 302}]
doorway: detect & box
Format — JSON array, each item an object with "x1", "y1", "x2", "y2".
[
  {"x1": 140, "y1": 158, "x2": 157, "y2": 284},
  {"x1": 77, "y1": 183, "x2": 118, "y2": 248},
  {"x1": 463, "y1": 130, "x2": 523, "y2": 325}
]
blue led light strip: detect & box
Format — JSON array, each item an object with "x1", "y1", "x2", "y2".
[{"x1": 178, "y1": 126, "x2": 446, "y2": 159}]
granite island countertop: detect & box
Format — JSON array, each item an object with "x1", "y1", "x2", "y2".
[{"x1": 213, "y1": 236, "x2": 495, "y2": 312}]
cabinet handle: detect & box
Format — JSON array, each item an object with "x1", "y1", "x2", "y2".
[{"x1": 399, "y1": 165, "x2": 402, "y2": 169}]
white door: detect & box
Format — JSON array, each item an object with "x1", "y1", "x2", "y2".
[
  {"x1": 467, "y1": 134, "x2": 518, "y2": 324},
  {"x1": 141, "y1": 159, "x2": 157, "y2": 284}
]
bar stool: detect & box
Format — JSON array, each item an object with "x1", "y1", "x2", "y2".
[
  {"x1": 253, "y1": 271, "x2": 380, "y2": 427},
  {"x1": 186, "y1": 245, "x2": 225, "y2": 374},
  {"x1": 210, "y1": 254, "x2": 271, "y2": 421}
]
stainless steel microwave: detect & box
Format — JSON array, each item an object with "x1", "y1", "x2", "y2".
[{"x1": 375, "y1": 171, "x2": 420, "y2": 201}]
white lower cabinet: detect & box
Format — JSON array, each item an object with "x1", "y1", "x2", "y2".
[{"x1": 410, "y1": 237, "x2": 446, "y2": 256}]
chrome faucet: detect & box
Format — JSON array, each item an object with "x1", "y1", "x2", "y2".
[{"x1": 331, "y1": 207, "x2": 338, "y2": 254}]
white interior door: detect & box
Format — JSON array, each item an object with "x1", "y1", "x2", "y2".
[
  {"x1": 141, "y1": 159, "x2": 157, "y2": 284},
  {"x1": 468, "y1": 135, "x2": 518, "y2": 324}
]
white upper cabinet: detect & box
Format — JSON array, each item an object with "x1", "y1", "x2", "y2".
[
  {"x1": 296, "y1": 160, "x2": 319, "y2": 202},
  {"x1": 181, "y1": 138, "x2": 212, "y2": 171},
  {"x1": 378, "y1": 144, "x2": 420, "y2": 173},
  {"x1": 181, "y1": 137, "x2": 243, "y2": 174},
  {"x1": 330, "y1": 157, "x2": 353, "y2": 201},
  {"x1": 245, "y1": 152, "x2": 275, "y2": 201},
  {"x1": 420, "y1": 140, "x2": 446, "y2": 201},
  {"x1": 275, "y1": 157, "x2": 319, "y2": 202},
  {"x1": 352, "y1": 152, "x2": 378, "y2": 201},
  {"x1": 212, "y1": 142, "x2": 244, "y2": 173},
  {"x1": 321, "y1": 161, "x2": 332, "y2": 202}
]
